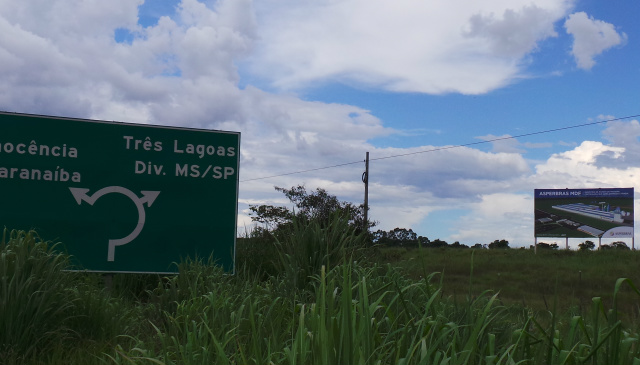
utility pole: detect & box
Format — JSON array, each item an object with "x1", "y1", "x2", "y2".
[{"x1": 362, "y1": 152, "x2": 369, "y2": 232}]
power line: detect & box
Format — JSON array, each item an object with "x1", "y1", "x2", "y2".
[
  {"x1": 371, "y1": 114, "x2": 640, "y2": 161},
  {"x1": 240, "y1": 114, "x2": 640, "y2": 182},
  {"x1": 240, "y1": 160, "x2": 363, "y2": 182}
]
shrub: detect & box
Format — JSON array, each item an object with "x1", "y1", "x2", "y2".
[{"x1": 273, "y1": 211, "x2": 368, "y2": 292}]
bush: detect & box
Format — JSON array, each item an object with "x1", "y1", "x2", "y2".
[
  {"x1": 235, "y1": 227, "x2": 281, "y2": 279},
  {"x1": 273, "y1": 212, "x2": 368, "y2": 292}
]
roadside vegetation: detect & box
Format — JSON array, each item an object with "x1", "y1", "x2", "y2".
[{"x1": 3, "y1": 186, "x2": 640, "y2": 364}]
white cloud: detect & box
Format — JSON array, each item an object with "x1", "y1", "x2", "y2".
[
  {"x1": 1, "y1": 0, "x2": 637, "y2": 249},
  {"x1": 0, "y1": 0, "x2": 257, "y2": 122},
  {"x1": 529, "y1": 139, "x2": 639, "y2": 194},
  {"x1": 564, "y1": 12, "x2": 627, "y2": 70},
  {"x1": 249, "y1": 0, "x2": 572, "y2": 94},
  {"x1": 443, "y1": 126, "x2": 640, "y2": 247},
  {"x1": 598, "y1": 119, "x2": 640, "y2": 167},
  {"x1": 450, "y1": 193, "x2": 532, "y2": 246},
  {"x1": 465, "y1": 5, "x2": 559, "y2": 58},
  {"x1": 364, "y1": 145, "x2": 531, "y2": 199},
  {"x1": 0, "y1": 0, "x2": 398, "y2": 235}
]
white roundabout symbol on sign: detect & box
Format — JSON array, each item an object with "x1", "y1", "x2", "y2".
[{"x1": 69, "y1": 187, "x2": 160, "y2": 261}]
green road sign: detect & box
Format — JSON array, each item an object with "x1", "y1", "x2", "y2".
[{"x1": 0, "y1": 112, "x2": 240, "y2": 273}]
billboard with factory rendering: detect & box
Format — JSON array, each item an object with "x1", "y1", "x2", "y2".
[{"x1": 534, "y1": 188, "x2": 634, "y2": 239}]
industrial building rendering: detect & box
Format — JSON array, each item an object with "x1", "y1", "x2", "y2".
[{"x1": 551, "y1": 202, "x2": 630, "y2": 224}]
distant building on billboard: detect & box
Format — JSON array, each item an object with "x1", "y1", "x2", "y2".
[{"x1": 534, "y1": 188, "x2": 634, "y2": 239}]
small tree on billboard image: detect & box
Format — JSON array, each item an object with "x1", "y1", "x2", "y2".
[
  {"x1": 599, "y1": 241, "x2": 630, "y2": 250},
  {"x1": 578, "y1": 240, "x2": 596, "y2": 251},
  {"x1": 537, "y1": 242, "x2": 559, "y2": 250}
]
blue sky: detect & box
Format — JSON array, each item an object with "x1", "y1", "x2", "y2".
[{"x1": 1, "y1": 0, "x2": 639, "y2": 248}]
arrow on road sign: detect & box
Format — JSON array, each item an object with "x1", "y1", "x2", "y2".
[{"x1": 69, "y1": 186, "x2": 160, "y2": 262}]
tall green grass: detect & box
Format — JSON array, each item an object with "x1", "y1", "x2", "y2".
[
  {"x1": 0, "y1": 229, "x2": 142, "y2": 364},
  {"x1": 0, "y1": 229, "x2": 77, "y2": 361},
  {"x1": 272, "y1": 212, "x2": 367, "y2": 292},
  {"x1": 4, "y1": 223, "x2": 640, "y2": 364},
  {"x1": 110, "y1": 261, "x2": 640, "y2": 365}
]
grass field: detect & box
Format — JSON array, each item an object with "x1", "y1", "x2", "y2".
[
  {"x1": 3, "y1": 225, "x2": 640, "y2": 364},
  {"x1": 377, "y1": 247, "x2": 640, "y2": 315}
]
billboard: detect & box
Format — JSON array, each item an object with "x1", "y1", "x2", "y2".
[
  {"x1": 534, "y1": 188, "x2": 634, "y2": 239},
  {"x1": 0, "y1": 112, "x2": 240, "y2": 273}
]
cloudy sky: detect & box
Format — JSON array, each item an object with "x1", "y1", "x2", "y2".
[{"x1": 1, "y1": 0, "x2": 639, "y2": 248}]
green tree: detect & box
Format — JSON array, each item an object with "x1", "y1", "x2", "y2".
[
  {"x1": 373, "y1": 228, "x2": 418, "y2": 247},
  {"x1": 610, "y1": 241, "x2": 630, "y2": 250},
  {"x1": 248, "y1": 205, "x2": 293, "y2": 230},
  {"x1": 578, "y1": 240, "x2": 595, "y2": 251},
  {"x1": 488, "y1": 239, "x2": 509, "y2": 249},
  {"x1": 537, "y1": 242, "x2": 559, "y2": 250},
  {"x1": 241, "y1": 185, "x2": 373, "y2": 278},
  {"x1": 427, "y1": 238, "x2": 449, "y2": 248},
  {"x1": 249, "y1": 185, "x2": 374, "y2": 235},
  {"x1": 599, "y1": 241, "x2": 630, "y2": 250}
]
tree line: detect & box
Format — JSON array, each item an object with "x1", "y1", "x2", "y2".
[
  {"x1": 372, "y1": 228, "x2": 510, "y2": 249},
  {"x1": 249, "y1": 185, "x2": 631, "y2": 251}
]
